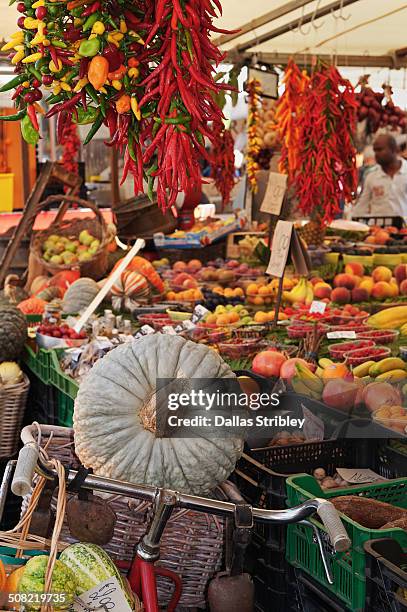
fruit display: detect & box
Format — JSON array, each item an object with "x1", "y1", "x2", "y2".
[
  {"x1": 40, "y1": 230, "x2": 101, "y2": 266},
  {"x1": 356, "y1": 79, "x2": 407, "y2": 134},
  {"x1": 74, "y1": 334, "x2": 244, "y2": 495},
  {"x1": 37, "y1": 322, "x2": 87, "y2": 341},
  {"x1": 166, "y1": 288, "x2": 203, "y2": 302}
]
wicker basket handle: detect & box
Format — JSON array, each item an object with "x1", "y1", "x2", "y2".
[{"x1": 33, "y1": 194, "x2": 107, "y2": 229}]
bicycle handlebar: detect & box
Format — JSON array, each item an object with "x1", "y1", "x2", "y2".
[{"x1": 12, "y1": 425, "x2": 351, "y2": 553}]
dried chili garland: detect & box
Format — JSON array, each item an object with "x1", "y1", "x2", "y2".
[
  {"x1": 295, "y1": 63, "x2": 358, "y2": 224},
  {"x1": 246, "y1": 78, "x2": 261, "y2": 192},
  {"x1": 210, "y1": 122, "x2": 235, "y2": 206}
]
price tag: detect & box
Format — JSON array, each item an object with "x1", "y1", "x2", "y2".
[
  {"x1": 162, "y1": 325, "x2": 177, "y2": 335},
  {"x1": 302, "y1": 405, "x2": 324, "y2": 441},
  {"x1": 71, "y1": 577, "x2": 133, "y2": 611},
  {"x1": 182, "y1": 319, "x2": 196, "y2": 330},
  {"x1": 134, "y1": 324, "x2": 155, "y2": 340},
  {"x1": 191, "y1": 304, "x2": 210, "y2": 324},
  {"x1": 326, "y1": 331, "x2": 357, "y2": 340},
  {"x1": 336, "y1": 468, "x2": 387, "y2": 485},
  {"x1": 309, "y1": 301, "x2": 327, "y2": 314},
  {"x1": 266, "y1": 220, "x2": 293, "y2": 278},
  {"x1": 260, "y1": 172, "x2": 288, "y2": 216}
]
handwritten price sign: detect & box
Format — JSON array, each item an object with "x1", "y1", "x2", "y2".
[
  {"x1": 266, "y1": 220, "x2": 293, "y2": 278},
  {"x1": 260, "y1": 172, "x2": 288, "y2": 216},
  {"x1": 71, "y1": 577, "x2": 133, "y2": 611}
]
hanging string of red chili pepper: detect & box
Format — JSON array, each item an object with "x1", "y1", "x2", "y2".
[
  {"x1": 210, "y1": 122, "x2": 235, "y2": 207},
  {"x1": 60, "y1": 122, "x2": 81, "y2": 193},
  {"x1": 246, "y1": 78, "x2": 261, "y2": 193},
  {"x1": 295, "y1": 62, "x2": 358, "y2": 225}
]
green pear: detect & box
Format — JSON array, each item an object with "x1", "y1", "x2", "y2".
[
  {"x1": 53, "y1": 241, "x2": 65, "y2": 254},
  {"x1": 48, "y1": 234, "x2": 60, "y2": 243},
  {"x1": 78, "y1": 251, "x2": 92, "y2": 262},
  {"x1": 42, "y1": 239, "x2": 55, "y2": 252},
  {"x1": 79, "y1": 230, "x2": 93, "y2": 246},
  {"x1": 65, "y1": 241, "x2": 77, "y2": 253},
  {"x1": 62, "y1": 251, "x2": 76, "y2": 264},
  {"x1": 90, "y1": 239, "x2": 100, "y2": 250},
  {"x1": 50, "y1": 254, "x2": 63, "y2": 265},
  {"x1": 42, "y1": 250, "x2": 51, "y2": 262}
]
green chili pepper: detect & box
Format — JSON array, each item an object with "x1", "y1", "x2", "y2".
[
  {"x1": 195, "y1": 131, "x2": 204, "y2": 145},
  {"x1": 0, "y1": 74, "x2": 27, "y2": 93},
  {"x1": 46, "y1": 92, "x2": 64, "y2": 104},
  {"x1": 146, "y1": 160, "x2": 158, "y2": 176},
  {"x1": 0, "y1": 109, "x2": 26, "y2": 121},
  {"x1": 46, "y1": 21, "x2": 56, "y2": 30},
  {"x1": 85, "y1": 83, "x2": 99, "y2": 106},
  {"x1": 152, "y1": 121, "x2": 160, "y2": 138},
  {"x1": 128, "y1": 130, "x2": 137, "y2": 161},
  {"x1": 50, "y1": 38, "x2": 67, "y2": 48},
  {"x1": 185, "y1": 30, "x2": 194, "y2": 61},
  {"x1": 70, "y1": 7, "x2": 82, "y2": 16},
  {"x1": 147, "y1": 176, "x2": 155, "y2": 201},
  {"x1": 83, "y1": 12, "x2": 100, "y2": 31},
  {"x1": 47, "y1": 4, "x2": 59, "y2": 17},
  {"x1": 55, "y1": 67, "x2": 68, "y2": 80},
  {"x1": 35, "y1": 57, "x2": 49, "y2": 72},
  {"x1": 107, "y1": 16, "x2": 117, "y2": 29},
  {"x1": 72, "y1": 106, "x2": 99, "y2": 125},
  {"x1": 79, "y1": 38, "x2": 100, "y2": 57},
  {"x1": 99, "y1": 95, "x2": 106, "y2": 118},
  {"x1": 83, "y1": 113, "x2": 103, "y2": 145},
  {"x1": 27, "y1": 65, "x2": 42, "y2": 82},
  {"x1": 64, "y1": 68, "x2": 79, "y2": 82},
  {"x1": 21, "y1": 114, "x2": 39, "y2": 145},
  {"x1": 123, "y1": 74, "x2": 130, "y2": 90}
]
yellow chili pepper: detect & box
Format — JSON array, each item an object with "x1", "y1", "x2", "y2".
[
  {"x1": 99, "y1": 86, "x2": 107, "y2": 94},
  {"x1": 32, "y1": 0, "x2": 45, "y2": 7},
  {"x1": 119, "y1": 19, "x2": 127, "y2": 33},
  {"x1": 42, "y1": 39, "x2": 50, "y2": 46},
  {"x1": 23, "y1": 17, "x2": 39, "y2": 29},
  {"x1": 92, "y1": 21, "x2": 105, "y2": 35},
  {"x1": 111, "y1": 31, "x2": 123, "y2": 41},
  {"x1": 1, "y1": 40, "x2": 20, "y2": 51},
  {"x1": 128, "y1": 31, "x2": 144, "y2": 45},
  {"x1": 73, "y1": 77, "x2": 88, "y2": 92},
  {"x1": 88, "y1": 33, "x2": 97, "y2": 40},
  {"x1": 53, "y1": 82, "x2": 61, "y2": 94},
  {"x1": 30, "y1": 34, "x2": 46, "y2": 46},
  {"x1": 112, "y1": 79, "x2": 122, "y2": 90},
  {"x1": 34, "y1": 102, "x2": 45, "y2": 114},
  {"x1": 49, "y1": 58, "x2": 63, "y2": 72},
  {"x1": 127, "y1": 67, "x2": 139, "y2": 78},
  {"x1": 12, "y1": 50, "x2": 25, "y2": 64},
  {"x1": 60, "y1": 82, "x2": 72, "y2": 91},
  {"x1": 22, "y1": 81, "x2": 30, "y2": 88},
  {"x1": 22, "y1": 52, "x2": 43, "y2": 64},
  {"x1": 11, "y1": 31, "x2": 24, "y2": 39},
  {"x1": 106, "y1": 35, "x2": 120, "y2": 48},
  {"x1": 37, "y1": 21, "x2": 45, "y2": 35},
  {"x1": 74, "y1": 18, "x2": 83, "y2": 27},
  {"x1": 130, "y1": 96, "x2": 141, "y2": 121}
]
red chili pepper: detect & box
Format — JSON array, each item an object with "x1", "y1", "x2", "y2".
[
  {"x1": 82, "y1": 1, "x2": 99, "y2": 17},
  {"x1": 49, "y1": 46, "x2": 59, "y2": 69},
  {"x1": 79, "y1": 58, "x2": 89, "y2": 79},
  {"x1": 27, "y1": 104, "x2": 39, "y2": 131},
  {"x1": 45, "y1": 92, "x2": 82, "y2": 118}
]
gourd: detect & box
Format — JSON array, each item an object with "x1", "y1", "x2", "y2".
[
  {"x1": 18, "y1": 556, "x2": 76, "y2": 611},
  {"x1": 111, "y1": 270, "x2": 150, "y2": 311},
  {"x1": 49, "y1": 270, "x2": 80, "y2": 297},
  {"x1": 111, "y1": 255, "x2": 165, "y2": 294},
  {"x1": 17, "y1": 297, "x2": 47, "y2": 315},
  {"x1": 36, "y1": 286, "x2": 62, "y2": 301},
  {"x1": 30, "y1": 275, "x2": 49, "y2": 296},
  {"x1": 62, "y1": 278, "x2": 99, "y2": 314},
  {"x1": 74, "y1": 334, "x2": 244, "y2": 495},
  {"x1": 0, "y1": 303, "x2": 27, "y2": 362}
]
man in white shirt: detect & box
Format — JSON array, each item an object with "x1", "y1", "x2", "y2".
[{"x1": 352, "y1": 134, "x2": 407, "y2": 220}]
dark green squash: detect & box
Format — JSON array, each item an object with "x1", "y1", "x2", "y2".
[{"x1": 0, "y1": 303, "x2": 27, "y2": 362}]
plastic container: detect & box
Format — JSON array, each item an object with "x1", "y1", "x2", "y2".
[
  {"x1": 365, "y1": 538, "x2": 407, "y2": 612},
  {"x1": 56, "y1": 388, "x2": 74, "y2": 427},
  {"x1": 328, "y1": 339, "x2": 375, "y2": 360},
  {"x1": 287, "y1": 323, "x2": 328, "y2": 339},
  {"x1": 344, "y1": 345, "x2": 392, "y2": 366},
  {"x1": 0, "y1": 173, "x2": 14, "y2": 212},
  {"x1": 357, "y1": 329, "x2": 400, "y2": 345},
  {"x1": 372, "y1": 406, "x2": 407, "y2": 436},
  {"x1": 325, "y1": 313, "x2": 369, "y2": 326},
  {"x1": 49, "y1": 350, "x2": 79, "y2": 401},
  {"x1": 137, "y1": 314, "x2": 174, "y2": 330},
  {"x1": 23, "y1": 345, "x2": 53, "y2": 385},
  {"x1": 292, "y1": 569, "x2": 348, "y2": 612},
  {"x1": 285, "y1": 474, "x2": 407, "y2": 610},
  {"x1": 217, "y1": 339, "x2": 266, "y2": 359}
]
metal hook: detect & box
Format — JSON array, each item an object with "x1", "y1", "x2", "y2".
[
  {"x1": 293, "y1": 4, "x2": 311, "y2": 36},
  {"x1": 331, "y1": 0, "x2": 351, "y2": 22},
  {"x1": 311, "y1": 0, "x2": 325, "y2": 30}
]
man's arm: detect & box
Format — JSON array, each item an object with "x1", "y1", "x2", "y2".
[{"x1": 352, "y1": 175, "x2": 372, "y2": 217}]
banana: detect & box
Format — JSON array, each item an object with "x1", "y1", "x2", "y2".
[
  {"x1": 400, "y1": 323, "x2": 407, "y2": 337},
  {"x1": 367, "y1": 306, "x2": 407, "y2": 330},
  {"x1": 319, "y1": 358, "x2": 334, "y2": 369},
  {"x1": 295, "y1": 362, "x2": 324, "y2": 394},
  {"x1": 315, "y1": 367, "x2": 324, "y2": 378},
  {"x1": 283, "y1": 277, "x2": 308, "y2": 304},
  {"x1": 291, "y1": 376, "x2": 321, "y2": 400},
  {"x1": 376, "y1": 369, "x2": 407, "y2": 382},
  {"x1": 369, "y1": 357, "x2": 407, "y2": 377},
  {"x1": 304, "y1": 281, "x2": 314, "y2": 306},
  {"x1": 352, "y1": 360, "x2": 376, "y2": 378}
]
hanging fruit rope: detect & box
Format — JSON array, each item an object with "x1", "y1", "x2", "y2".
[
  {"x1": 210, "y1": 122, "x2": 235, "y2": 206},
  {"x1": 1, "y1": 0, "x2": 237, "y2": 211},
  {"x1": 246, "y1": 78, "x2": 261, "y2": 192},
  {"x1": 274, "y1": 59, "x2": 309, "y2": 179},
  {"x1": 295, "y1": 62, "x2": 358, "y2": 225},
  {"x1": 60, "y1": 122, "x2": 80, "y2": 193}
]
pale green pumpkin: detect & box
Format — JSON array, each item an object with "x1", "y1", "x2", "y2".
[{"x1": 74, "y1": 334, "x2": 243, "y2": 495}]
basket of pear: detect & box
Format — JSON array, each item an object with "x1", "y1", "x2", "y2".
[{"x1": 31, "y1": 195, "x2": 112, "y2": 280}]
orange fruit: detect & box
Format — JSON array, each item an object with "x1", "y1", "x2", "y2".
[
  {"x1": 206, "y1": 314, "x2": 217, "y2": 324},
  {"x1": 193, "y1": 289, "x2": 202, "y2": 300},
  {"x1": 254, "y1": 311, "x2": 267, "y2": 323},
  {"x1": 246, "y1": 283, "x2": 258, "y2": 296},
  {"x1": 233, "y1": 287, "x2": 244, "y2": 297},
  {"x1": 321, "y1": 363, "x2": 349, "y2": 380},
  {"x1": 228, "y1": 312, "x2": 240, "y2": 323},
  {"x1": 224, "y1": 288, "x2": 234, "y2": 298},
  {"x1": 6, "y1": 564, "x2": 24, "y2": 593},
  {"x1": 216, "y1": 314, "x2": 231, "y2": 325},
  {"x1": 253, "y1": 296, "x2": 264, "y2": 305},
  {"x1": 167, "y1": 291, "x2": 176, "y2": 300},
  {"x1": 0, "y1": 559, "x2": 6, "y2": 592},
  {"x1": 258, "y1": 285, "x2": 270, "y2": 296}
]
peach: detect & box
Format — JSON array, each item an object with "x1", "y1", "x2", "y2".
[
  {"x1": 310, "y1": 277, "x2": 324, "y2": 286},
  {"x1": 371, "y1": 281, "x2": 392, "y2": 300},
  {"x1": 351, "y1": 288, "x2": 370, "y2": 302},
  {"x1": 173, "y1": 261, "x2": 187, "y2": 272},
  {"x1": 365, "y1": 235, "x2": 376, "y2": 245},
  {"x1": 314, "y1": 283, "x2": 332, "y2": 300},
  {"x1": 352, "y1": 275, "x2": 361, "y2": 287},
  {"x1": 359, "y1": 278, "x2": 374, "y2": 295},
  {"x1": 331, "y1": 287, "x2": 351, "y2": 304},
  {"x1": 374, "y1": 230, "x2": 390, "y2": 245},
  {"x1": 344, "y1": 262, "x2": 364, "y2": 277},
  {"x1": 400, "y1": 279, "x2": 407, "y2": 296},
  {"x1": 183, "y1": 279, "x2": 198, "y2": 289},
  {"x1": 333, "y1": 274, "x2": 357, "y2": 290},
  {"x1": 187, "y1": 259, "x2": 202, "y2": 272},
  {"x1": 372, "y1": 266, "x2": 392, "y2": 283},
  {"x1": 246, "y1": 283, "x2": 258, "y2": 296},
  {"x1": 394, "y1": 264, "x2": 407, "y2": 286}
]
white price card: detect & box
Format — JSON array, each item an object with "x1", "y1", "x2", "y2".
[
  {"x1": 336, "y1": 468, "x2": 387, "y2": 485},
  {"x1": 182, "y1": 319, "x2": 196, "y2": 330},
  {"x1": 260, "y1": 172, "x2": 288, "y2": 216},
  {"x1": 309, "y1": 301, "x2": 327, "y2": 314},
  {"x1": 266, "y1": 220, "x2": 293, "y2": 278},
  {"x1": 327, "y1": 331, "x2": 356, "y2": 340},
  {"x1": 162, "y1": 325, "x2": 177, "y2": 335},
  {"x1": 191, "y1": 304, "x2": 210, "y2": 323},
  {"x1": 71, "y1": 577, "x2": 133, "y2": 611}
]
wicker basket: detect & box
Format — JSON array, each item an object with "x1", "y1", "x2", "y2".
[
  {"x1": 0, "y1": 374, "x2": 29, "y2": 458},
  {"x1": 30, "y1": 195, "x2": 112, "y2": 280},
  {"x1": 22, "y1": 425, "x2": 226, "y2": 609}
]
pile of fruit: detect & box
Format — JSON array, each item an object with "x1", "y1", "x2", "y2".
[
  {"x1": 41, "y1": 230, "x2": 100, "y2": 265},
  {"x1": 38, "y1": 322, "x2": 87, "y2": 340},
  {"x1": 356, "y1": 81, "x2": 407, "y2": 134}
]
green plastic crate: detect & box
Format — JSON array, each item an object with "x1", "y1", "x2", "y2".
[
  {"x1": 56, "y1": 389, "x2": 74, "y2": 427},
  {"x1": 23, "y1": 345, "x2": 53, "y2": 384},
  {"x1": 286, "y1": 474, "x2": 407, "y2": 611},
  {"x1": 49, "y1": 350, "x2": 79, "y2": 401}
]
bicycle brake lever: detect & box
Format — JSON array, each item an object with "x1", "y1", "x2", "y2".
[{"x1": 300, "y1": 519, "x2": 334, "y2": 585}]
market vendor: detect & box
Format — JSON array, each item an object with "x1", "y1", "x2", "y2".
[{"x1": 352, "y1": 134, "x2": 407, "y2": 220}]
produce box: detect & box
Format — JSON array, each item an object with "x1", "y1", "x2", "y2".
[
  {"x1": 365, "y1": 538, "x2": 407, "y2": 612},
  {"x1": 23, "y1": 345, "x2": 54, "y2": 385},
  {"x1": 291, "y1": 569, "x2": 347, "y2": 612},
  {"x1": 286, "y1": 475, "x2": 407, "y2": 610},
  {"x1": 153, "y1": 214, "x2": 244, "y2": 248},
  {"x1": 49, "y1": 349, "x2": 79, "y2": 401}
]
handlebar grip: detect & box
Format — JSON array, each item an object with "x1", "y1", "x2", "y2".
[
  {"x1": 316, "y1": 500, "x2": 351, "y2": 553},
  {"x1": 11, "y1": 444, "x2": 39, "y2": 497}
]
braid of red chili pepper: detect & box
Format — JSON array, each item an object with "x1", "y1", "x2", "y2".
[{"x1": 211, "y1": 121, "x2": 235, "y2": 207}]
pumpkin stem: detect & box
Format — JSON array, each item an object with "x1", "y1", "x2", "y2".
[{"x1": 139, "y1": 391, "x2": 157, "y2": 434}]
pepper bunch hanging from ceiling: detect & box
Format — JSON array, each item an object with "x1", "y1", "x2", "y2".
[
  {"x1": 1, "y1": 0, "x2": 236, "y2": 210},
  {"x1": 210, "y1": 121, "x2": 235, "y2": 206},
  {"x1": 246, "y1": 78, "x2": 261, "y2": 192}
]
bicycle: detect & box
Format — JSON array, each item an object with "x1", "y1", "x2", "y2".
[{"x1": 2, "y1": 423, "x2": 351, "y2": 612}]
